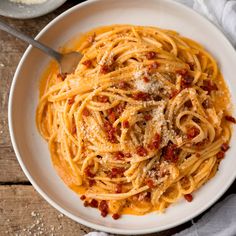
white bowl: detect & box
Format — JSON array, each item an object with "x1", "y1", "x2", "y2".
[{"x1": 8, "y1": 0, "x2": 236, "y2": 234}]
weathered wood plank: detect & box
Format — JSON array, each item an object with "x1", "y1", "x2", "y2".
[
  {"x1": 0, "y1": 185, "x2": 190, "y2": 236},
  {"x1": 0, "y1": 146, "x2": 28, "y2": 182},
  {"x1": 0, "y1": 185, "x2": 93, "y2": 236}
]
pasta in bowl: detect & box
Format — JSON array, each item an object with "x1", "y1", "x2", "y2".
[{"x1": 36, "y1": 25, "x2": 234, "y2": 220}]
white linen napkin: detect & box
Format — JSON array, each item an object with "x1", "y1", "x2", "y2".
[
  {"x1": 85, "y1": 1, "x2": 236, "y2": 235},
  {"x1": 173, "y1": 194, "x2": 236, "y2": 236},
  {"x1": 175, "y1": 0, "x2": 236, "y2": 47}
]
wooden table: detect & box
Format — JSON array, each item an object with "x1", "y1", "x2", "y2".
[{"x1": 0, "y1": 1, "x2": 235, "y2": 235}]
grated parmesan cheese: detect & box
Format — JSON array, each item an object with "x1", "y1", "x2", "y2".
[
  {"x1": 134, "y1": 70, "x2": 163, "y2": 94},
  {"x1": 151, "y1": 101, "x2": 177, "y2": 146}
]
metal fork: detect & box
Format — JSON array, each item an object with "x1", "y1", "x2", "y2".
[{"x1": 0, "y1": 20, "x2": 83, "y2": 74}]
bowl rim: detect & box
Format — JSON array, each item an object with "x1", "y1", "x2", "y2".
[{"x1": 8, "y1": 0, "x2": 236, "y2": 234}]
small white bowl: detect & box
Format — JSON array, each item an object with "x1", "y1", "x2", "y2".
[
  {"x1": 0, "y1": 0, "x2": 67, "y2": 19},
  {"x1": 8, "y1": 0, "x2": 236, "y2": 234}
]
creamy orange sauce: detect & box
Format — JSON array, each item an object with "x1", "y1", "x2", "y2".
[
  {"x1": 213, "y1": 74, "x2": 231, "y2": 111},
  {"x1": 39, "y1": 25, "x2": 232, "y2": 216}
]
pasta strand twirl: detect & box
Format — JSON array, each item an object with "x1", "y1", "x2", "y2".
[{"x1": 36, "y1": 25, "x2": 233, "y2": 218}]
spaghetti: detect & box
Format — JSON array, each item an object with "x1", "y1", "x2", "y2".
[{"x1": 36, "y1": 25, "x2": 234, "y2": 219}]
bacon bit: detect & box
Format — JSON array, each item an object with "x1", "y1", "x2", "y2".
[
  {"x1": 216, "y1": 151, "x2": 225, "y2": 159},
  {"x1": 99, "y1": 200, "x2": 108, "y2": 211},
  {"x1": 97, "y1": 95, "x2": 109, "y2": 103},
  {"x1": 104, "y1": 120, "x2": 113, "y2": 132},
  {"x1": 196, "y1": 153, "x2": 201, "y2": 158},
  {"x1": 101, "y1": 211, "x2": 108, "y2": 217},
  {"x1": 114, "y1": 151, "x2": 125, "y2": 160},
  {"x1": 148, "y1": 133, "x2": 161, "y2": 150},
  {"x1": 181, "y1": 177, "x2": 188, "y2": 185},
  {"x1": 115, "y1": 184, "x2": 122, "y2": 193},
  {"x1": 115, "y1": 103, "x2": 126, "y2": 116},
  {"x1": 117, "y1": 81, "x2": 129, "y2": 89},
  {"x1": 124, "y1": 153, "x2": 132, "y2": 158},
  {"x1": 71, "y1": 124, "x2": 76, "y2": 134},
  {"x1": 107, "y1": 108, "x2": 113, "y2": 114},
  {"x1": 112, "y1": 213, "x2": 121, "y2": 220},
  {"x1": 104, "y1": 121, "x2": 117, "y2": 143},
  {"x1": 142, "y1": 76, "x2": 150, "y2": 83},
  {"x1": 146, "y1": 51, "x2": 157, "y2": 60},
  {"x1": 196, "y1": 139, "x2": 208, "y2": 149},
  {"x1": 164, "y1": 143, "x2": 178, "y2": 163},
  {"x1": 122, "y1": 120, "x2": 130, "y2": 129},
  {"x1": 202, "y1": 99, "x2": 212, "y2": 109},
  {"x1": 132, "y1": 92, "x2": 150, "y2": 101},
  {"x1": 108, "y1": 130, "x2": 117, "y2": 143},
  {"x1": 82, "y1": 59, "x2": 92, "y2": 68},
  {"x1": 145, "y1": 178, "x2": 155, "y2": 188},
  {"x1": 147, "y1": 62, "x2": 159, "y2": 71},
  {"x1": 116, "y1": 126, "x2": 121, "y2": 136},
  {"x1": 80, "y1": 195, "x2": 86, "y2": 201},
  {"x1": 99, "y1": 200, "x2": 109, "y2": 217},
  {"x1": 90, "y1": 199, "x2": 98, "y2": 208},
  {"x1": 100, "y1": 64, "x2": 111, "y2": 74},
  {"x1": 109, "y1": 167, "x2": 125, "y2": 178},
  {"x1": 169, "y1": 89, "x2": 179, "y2": 99},
  {"x1": 193, "y1": 117, "x2": 200, "y2": 123},
  {"x1": 221, "y1": 143, "x2": 229, "y2": 152},
  {"x1": 185, "y1": 100, "x2": 192, "y2": 108},
  {"x1": 181, "y1": 76, "x2": 194, "y2": 89},
  {"x1": 136, "y1": 146, "x2": 148, "y2": 157},
  {"x1": 225, "y1": 115, "x2": 236, "y2": 123},
  {"x1": 188, "y1": 62, "x2": 195, "y2": 70},
  {"x1": 57, "y1": 73, "x2": 67, "y2": 81},
  {"x1": 84, "y1": 201, "x2": 89, "y2": 207},
  {"x1": 84, "y1": 166, "x2": 95, "y2": 178},
  {"x1": 201, "y1": 80, "x2": 218, "y2": 94},
  {"x1": 108, "y1": 111, "x2": 116, "y2": 123},
  {"x1": 89, "y1": 179, "x2": 95, "y2": 187},
  {"x1": 184, "y1": 194, "x2": 193, "y2": 202},
  {"x1": 187, "y1": 127, "x2": 200, "y2": 139},
  {"x1": 176, "y1": 68, "x2": 188, "y2": 76},
  {"x1": 144, "y1": 114, "x2": 152, "y2": 121},
  {"x1": 82, "y1": 108, "x2": 90, "y2": 116},
  {"x1": 183, "y1": 76, "x2": 194, "y2": 84},
  {"x1": 145, "y1": 192, "x2": 151, "y2": 200},
  {"x1": 68, "y1": 97, "x2": 75, "y2": 105}
]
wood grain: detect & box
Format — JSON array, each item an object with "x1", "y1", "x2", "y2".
[
  {"x1": 0, "y1": 146, "x2": 27, "y2": 183},
  {"x1": 0, "y1": 185, "x2": 192, "y2": 236},
  {"x1": 0, "y1": 185, "x2": 93, "y2": 236},
  {"x1": 0, "y1": 0, "x2": 235, "y2": 236}
]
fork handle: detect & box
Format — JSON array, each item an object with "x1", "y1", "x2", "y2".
[{"x1": 0, "y1": 20, "x2": 62, "y2": 62}]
